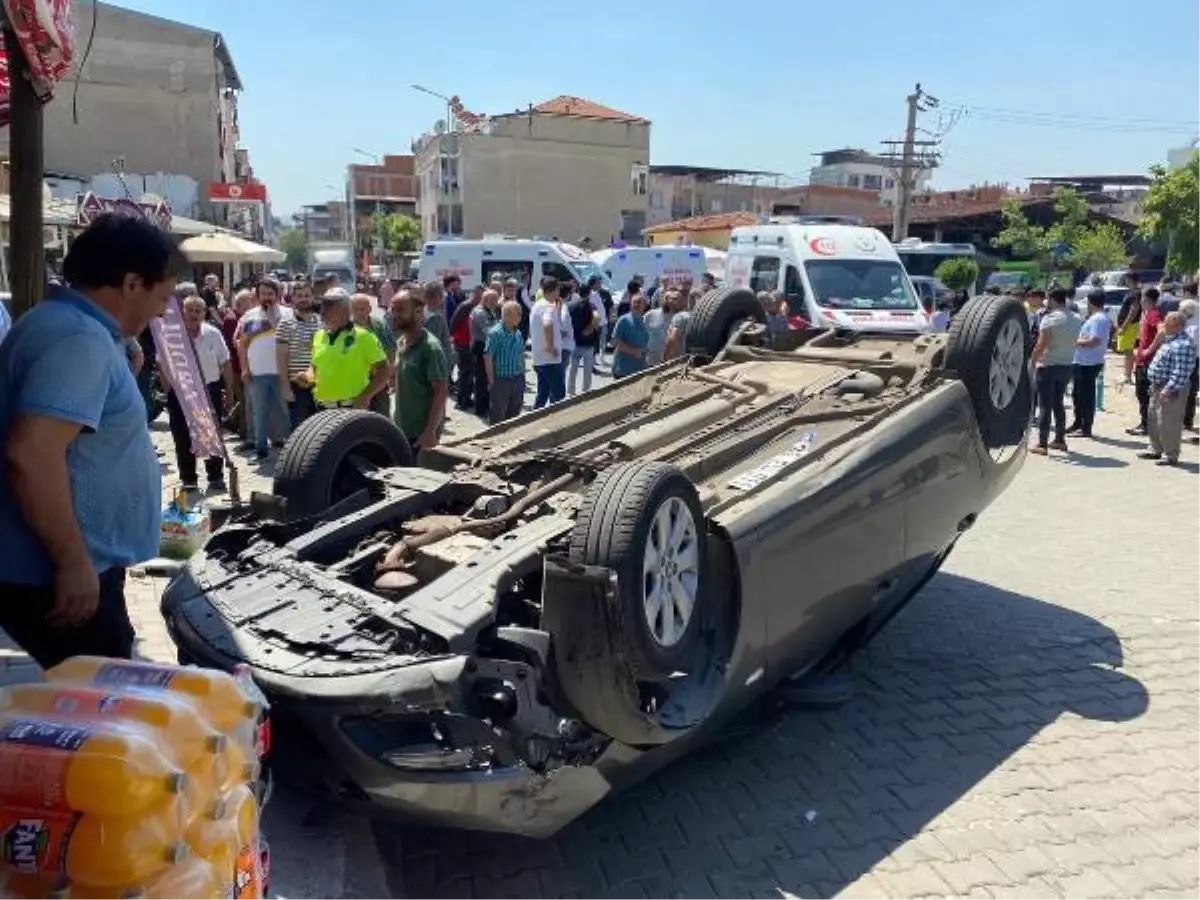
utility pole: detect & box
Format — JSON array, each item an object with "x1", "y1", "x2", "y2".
[
  {"x1": 881, "y1": 83, "x2": 940, "y2": 242},
  {"x1": 4, "y1": 15, "x2": 44, "y2": 317}
]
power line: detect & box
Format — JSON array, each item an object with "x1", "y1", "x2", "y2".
[
  {"x1": 946, "y1": 103, "x2": 1199, "y2": 128},
  {"x1": 941, "y1": 102, "x2": 1198, "y2": 134}
]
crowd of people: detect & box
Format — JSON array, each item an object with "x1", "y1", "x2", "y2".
[{"x1": 1021, "y1": 278, "x2": 1199, "y2": 465}]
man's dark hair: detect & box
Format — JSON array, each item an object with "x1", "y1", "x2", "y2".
[
  {"x1": 542, "y1": 277, "x2": 560, "y2": 298},
  {"x1": 62, "y1": 213, "x2": 185, "y2": 290},
  {"x1": 443, "y1": 274, "x2": 460, "y2": 289},
  {"x1": 1183, "y1": 281, "x2": 1198, "y2": 298},
  {"x1": 1144, "y1": 287, "x2": 1160, "y2": 302},
  {"x1": 1028, "y1": 289, "x2": 1046, "y2": 300},
  {"x1": 1087, "y1": 289, "x2": 1106, "y2": 308},
  {"x1": 586, "y1": 275, "x2": 602, "y2": 290},
  {"x1": 626, "y1": 278, "x2": 642, "y2": 295},
  {"x1": 1048, "y1": 288, "x2": 1068, "y2": 306}
]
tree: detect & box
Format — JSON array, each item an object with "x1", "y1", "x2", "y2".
[
  {"x1": 1070, "y1": 222, "x2": 1132, "y2": 273},
  {"x1": 933, "y1": 257, "x2": 980, "y2": 292},
  {"x1": 992, "y1": 187, "x2": 1099, "y2": 268},
  {"x1": 1138, "y1": 152, "x2": 1199, "y2": 275},
  {"x1": 372, "y1": 213, "x2": 422, "y2": 254},
  {"x1": 277, "y1": 227, "x2": 308, "y2": 273}
]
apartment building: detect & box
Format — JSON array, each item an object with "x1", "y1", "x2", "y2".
[
  {"x1": 347, "y1": 154, "x2": 419, "y2": 249},
  {"x1": 809, "y1": 148, "x2": 931, "y2": 206},
  {"x1": 414, "y1": 95, "x2": 650, "y2": 243}
]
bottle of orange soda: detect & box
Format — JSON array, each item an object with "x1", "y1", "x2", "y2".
[
  {"x1": 45, "y1": 658, "x2": 262, "y2": 737},
  {"x1": 4, "y1": 854, "x2": 230, "y2": 899},
  {"x1": 0, "y1": 798, "x2": 186, "y2": 888},
  {"x1": 185, "y1": 784, "x2": 258, "y2": 896},
  {"x1": 0, "y1": 684, "x2": 227, "y2": 767},
  {"x1": 0, "y1": 717, "x2": 186, "y2": 818}
]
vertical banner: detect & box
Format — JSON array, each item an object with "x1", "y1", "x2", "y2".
[{"x1": 150, "y1": 295, "x2": 224, "y2": 459}]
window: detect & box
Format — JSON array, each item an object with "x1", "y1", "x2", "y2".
[
  {"x1": 783, "y1": 265, "x2": 806, "y2": 310},
  {"x1": 541, "y1": 261, "x2": 575, "y2": 283},
  {"x1": 649, "y1": 190, "x2": 663, "y2": 209},
  {"x1": 631, "y1": 164, "x2": 648, "y2": 195},
  {"x1": 862, "y1": 174, "x2": 882, "y2": 191},
  {"x1": 804, "y1": 259, "x2": 918, "y2": 311},
  {"x1": 750, "y1": 256, "x2": 780, "y2": 294},
  {"x1": 846, "y1": 174, "x2": 861, "y2": 189},
  {"x1": 482, "y1": 259, "x2": 534, "y2": 291},
  {"x1": 884, "y1": 177, "x2": 895, "y2": 189},
  {"x1": 710, "y1": 199, "x2": 723, "y2": 213}
]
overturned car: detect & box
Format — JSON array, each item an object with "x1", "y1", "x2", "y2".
[{"x1": 162, "y1": 289, "x2": 1032, "y2": 837}]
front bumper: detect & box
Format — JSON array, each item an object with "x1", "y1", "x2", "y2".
[{"x1": 162, "y1": 580, "x2": 612, "y2": 837}]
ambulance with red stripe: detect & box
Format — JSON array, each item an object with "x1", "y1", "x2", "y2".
[{"x1": 725, "y1": 216, "x2": 930, "y2": 334}]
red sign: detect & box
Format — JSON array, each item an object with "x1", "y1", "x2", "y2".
[
  {"x1": 808, "y1": 237, "x2": 837, "y2": 256},
  {"x1": 209, "y1": 182, "x2": 267, "y2": 203},
  {"x1": 0, "y1": 0, "x2": 75, "y2": 127}
]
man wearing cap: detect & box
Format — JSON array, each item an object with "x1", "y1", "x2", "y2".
[{"x1": 308, "y1": 289, "x2": 390, "y2": 411}]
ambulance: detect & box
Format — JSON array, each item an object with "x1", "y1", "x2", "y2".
[
  {"x1": 725, "y1": 217, "x2": 930, "y2": 334},
  {"x1": 416, "y1": 238, "x2": 606, "y2": 292},
  {"x1": 590, "y1": 246, "x2": 707, "y2": 290}
]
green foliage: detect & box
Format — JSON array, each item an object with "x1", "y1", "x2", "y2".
[
  {"x1": 1069, "y1": 222, "x2": 1132, "y2": 273},
  {"x1": 992, "y1": 197, "x2": 1051, "y2": 262},
  {"x1": 1138, "y1": 152, "x2": 1199, "y2": 275},
  {"x1": 933, "y1": 257, "x2": 980, "y2": 291},
  {"x1": 277, "y1": 228, "x2": 307, "y2": 273},
  {"x1": 372, "y1": 213, "x2": 422, "y2": 254}
]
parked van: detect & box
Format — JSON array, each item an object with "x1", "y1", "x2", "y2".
[
  {"x1": 725, "y1": 217, "x2": 929, "y2": 333},
  {"x1": 590, "y1": 246, "x2": 707, "y2": 290},
  {"x1": 416, "y1": 238, "x2": 606, "y2": 293}
]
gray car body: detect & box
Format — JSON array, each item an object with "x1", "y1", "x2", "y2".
[{"x1": 162, "y1": 330, "x2": 1025, "y2": 837}]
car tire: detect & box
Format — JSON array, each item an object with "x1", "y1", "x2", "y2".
[
  {"x1": 569, "y1": 461, "x2": 708, "y2": 681},
  {"x1": 273, "y1": 409, "x2": 413, "y2": 520},
  {"x1": 685, "y1": 287, "x2": 765, "y2": 357},
  {"x1": 944, "y1": 295, "x2": 1031, "y2": 450}
]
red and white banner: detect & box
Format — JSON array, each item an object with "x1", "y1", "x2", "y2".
[
  {"x1": 209, "y1": 182, "x2": 268, "y2": 203},
  {"x1": 0, "y1": 0, "x2": 75, "y2": 126}
]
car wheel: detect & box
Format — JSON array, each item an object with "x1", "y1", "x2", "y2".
[
  {"x1": 944, "y1": 295, "x2": 1031, "y2": 450},
  {"x1": 685, "y1": 287, "x2": 766, "y2": 357},
  {"x1": 569, "y1": 461, "x2": 708, "y2": 681},
  {"x1": 273, "y1": 409, "x2": 413, "y2": 520}
]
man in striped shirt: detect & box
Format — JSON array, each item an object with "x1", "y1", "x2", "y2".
[
  {"x1": 276, "y1": 280, "x2": 322, "y2": 427},
  {"x1": 484, "y1": 300, "x2": 526, "y2": 425}
]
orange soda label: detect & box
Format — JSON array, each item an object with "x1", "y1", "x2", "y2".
[
  {"x1": 91, "y1": 663, "x2": 177, "y2": 690},
  {"x1": 0, "y1": 809, "x2": 80, "y2": 876},
  {"x1": 0, "y1": 720, "x2": 92, "y2": 811},
  {"x1": 234, "y1": 844, "x2": 261, "y2": 899}
]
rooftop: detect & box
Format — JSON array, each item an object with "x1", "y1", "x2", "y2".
[
  {"x1": 643, "y1": 211, "x2": 758, "y2": 235},
  {"x1": 650, "y1": 164, "x2": 783, "y2": 180},
  {"x1": 527, "y1": 95, "x2": 649, "y2": 125},
  {"x1": 1029, "y1": 174, "x2": 1153, "y2": 187}
]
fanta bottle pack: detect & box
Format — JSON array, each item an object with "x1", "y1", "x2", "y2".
[{"x1": 0, "y1": 657, "x2": 269, "y2": 899}]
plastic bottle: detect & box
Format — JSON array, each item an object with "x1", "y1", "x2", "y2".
[
  {"x1": 69, "y1": 855, "x2": 228, "y2": 899},
  {"x1": 185, "y1": 784, "x2": 257, "y2": 895},
  {"x1": 45, "y1": 659, "x2": 262, "y2": 736},
  {"x1": 0, "y1": 717, "x2": 186, "y2": 817},
  {"x1": 0, "y1": 684, "x2": 226, "y2": 768},
  {"x1": 0, "y1": 800, "x2": 186, "y2": 888}
]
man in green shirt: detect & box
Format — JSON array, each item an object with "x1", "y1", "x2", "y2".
[
  {"x1": 389, "y1": 288, "x2": 449, "y2": 449},
  {"x1": 310, "y1": 291, "x2": 390, "y2": 410}
]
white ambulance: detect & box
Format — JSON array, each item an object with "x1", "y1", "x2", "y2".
[
  {"x1": 416, "y1": 238, "x2": 606, "y2": 292},
  {"x1": 725, "y1": 217, "x2": 929, "y2": 334},
  {"x1": 590, "y1": 246, "x2": 707, "y2": 290}
]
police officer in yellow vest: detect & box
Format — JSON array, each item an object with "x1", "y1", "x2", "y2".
[{"x1": 309, "y1": 288, "x2": 390, "y2": 411}]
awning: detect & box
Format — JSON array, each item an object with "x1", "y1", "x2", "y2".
[
  {"x1": 180, "y1": 232, "x2": 284, "y2": 264},
  {"x1": 0, "y1": 0, "x2": 74, "y2": 126},
  {"x1": 0, "y1": 194, "x2": 75, "y2": 224}
]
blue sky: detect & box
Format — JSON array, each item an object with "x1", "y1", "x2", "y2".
[{"x1": 119, "y1": 0, "x2": 1199, "y2": 217}]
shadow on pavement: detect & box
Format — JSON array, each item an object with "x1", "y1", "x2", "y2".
[
  {"x1": 1050, "y1": 450, "x2": 1127, "y2": 469},
  {"x1": 372, "y1": 573, "x2": 1148, "y2": 899}
]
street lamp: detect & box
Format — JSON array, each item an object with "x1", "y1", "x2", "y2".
[{"x1": 411, "y1": 84, "x2": 453, "y2": 132}]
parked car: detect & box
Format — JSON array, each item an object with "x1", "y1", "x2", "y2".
[{"x1": 162, "y1": 289, "x2": 1031, "y2": 837}]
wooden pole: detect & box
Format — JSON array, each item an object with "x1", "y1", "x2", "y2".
[{"x1": 5, "y1": 23, "x2": 44, "y2": 319}]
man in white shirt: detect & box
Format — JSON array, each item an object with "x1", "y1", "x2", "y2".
[
  {"x1": 530, "y1": 279, "x2": 565, "y2": 409},
  {"x1": 1067, "y1": 288, "x2": 1113, "y2": 438},
  {"x1": 162, "y1": 296, "x2": 236, "y2": 491},
  {"x1": 236, "y1": 279, "x2": 293, "y2": 459}
]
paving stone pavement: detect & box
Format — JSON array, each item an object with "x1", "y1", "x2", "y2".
[
  {"x1": 367, "y1": 368, "x2": 1200, "y2": 899},
  {"x1": 0, "y1": 359, "x2": 1196, "y2": 898}
]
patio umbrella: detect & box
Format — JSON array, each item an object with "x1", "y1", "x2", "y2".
[{"x1": 180, "y1": 232, "x2": 285, "y2": 264}]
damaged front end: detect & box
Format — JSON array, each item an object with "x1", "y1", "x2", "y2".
[{"x1": 161, "y1": 459, "x2": 734, "y2": 836}]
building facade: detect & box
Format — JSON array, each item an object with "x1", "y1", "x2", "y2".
[
  {"x1": 296, "y1": 202, "x2": 349, "y2": 244},
  {"x1": 415, "y1": 96, "x2": 650, "y2": 244},
  {"x1": 809, "y1": 149, "x2": 931, "y2": 207},
  {"x1": 646, "y1": 167, "x2": 791, "y2": 228},
  {"x1": 347, "y1": 154, "x2": 418, "y2": 250},
  {"x1": 0, "y1": 2, "x2": 257, "y2": 234}
]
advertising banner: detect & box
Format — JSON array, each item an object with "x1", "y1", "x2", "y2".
[{"x1": 150, "y1": 296, "x2": 224, "y2": 460}]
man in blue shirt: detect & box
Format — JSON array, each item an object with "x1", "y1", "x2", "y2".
[
  {"x1": 612, "y1": 293, "x2": 650, "y2": 378},
  {"x1": 1067, "y1": 289, "x2": 1113, "y2": 439},
  {"x1": 0, "y1": 213, "x2": 184, "y2": 668}
]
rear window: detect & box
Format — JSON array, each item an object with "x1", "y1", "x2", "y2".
[{"x1": 805, "y1": 259, "x2": 918, "y2": 311}]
